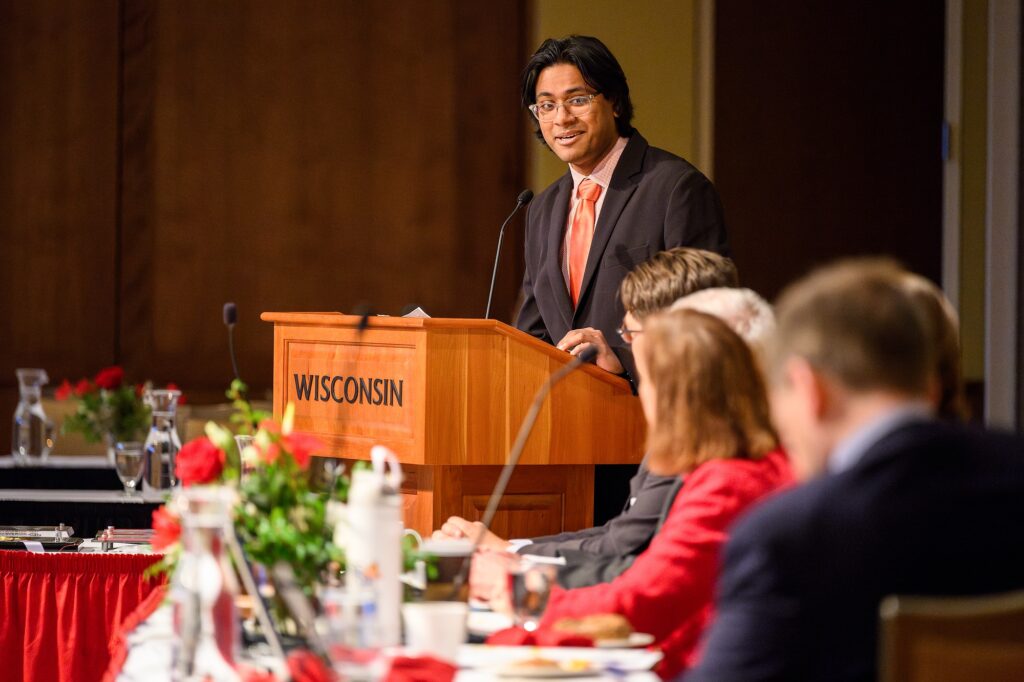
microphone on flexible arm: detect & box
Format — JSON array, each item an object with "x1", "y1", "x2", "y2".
[
  {"x1": 484, "y1": 189, "x2": 534, "y2": 319},
  {"x1": 315, "y1": 302, "x2": 373, "y2": 490},
  {"x1": 449, "y1": 345, "x2": 599, "y2": 597},
  {"x1": 223, "y1": 301, "x2": 242, "y2": 385}
]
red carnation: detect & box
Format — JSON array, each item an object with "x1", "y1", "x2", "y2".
[
  {"x1": 55, "y1": 380, "x2": 73, "y2": 401},
  {"x1": 175, "y1": 436, "x2": 226, "y2": 486},
  {"x1": 74, "y1": 378, "x2": 93, "y2": 397},
  {"x1": 94, "y1": 365, "x2": 125, "y2": 390},
  {"x1": 287, "y1": 649, "x2": 336, "y2": 682},
  {"x1": 151, "y1": 505, "x2": 181, "y2": 551},
  {"x1": 282, "y1": 432, "x2": 322, "y2": 470}
]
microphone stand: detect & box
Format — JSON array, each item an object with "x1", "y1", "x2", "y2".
[{"x1": 484, "y1": 190, "x2": 533, "y2": 319}]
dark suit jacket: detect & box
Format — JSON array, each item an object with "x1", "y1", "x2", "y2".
[
  {"x1": 554, "y1": 473, "x2": 685, "y2": 588},
  {"x1": 685, "y1": 420, "x2": 1024, "y2": 682},
  {"x1": 515, "y1": 131, "x2": 728, "y2": 381},
  {"x1": 520, "y1": 460, "x2": 679, "y2": 568}
]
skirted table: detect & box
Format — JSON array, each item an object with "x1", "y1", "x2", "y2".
[
  {"x1": 0, "y1": 550, "x2": 164, "y2": 682},
  {"x1": 0, "y1": 488, "x2": 163, "y2": 539}
]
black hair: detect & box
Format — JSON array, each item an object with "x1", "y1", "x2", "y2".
[{"x1": 521, "y1": 35, "x2": 634, "y2": 142}]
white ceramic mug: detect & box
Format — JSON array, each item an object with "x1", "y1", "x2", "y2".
[{"x1": 401, "y1": 601, "x2": 469, "y2": 662}]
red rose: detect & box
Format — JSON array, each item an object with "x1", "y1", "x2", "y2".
[
  {"x1": 55, "y1": 380, "x2": 73, "y2": 401},
  {"x1": 166, "y1": 382, "x2": 187, "y2": 405},
  {"x1": 94, "y1": 365, "x2": 125, "y2": 390},
  {"x1": 282, "y1": 432, "x2": 322, "y2": 470},
  {"x1": 175, "y1": 436, "x2": 226, "y2": 486},
  {"x1": 259, "y1": 441, "x2": 281, "y2": 465},
  {"x1": 74, "y1": 378, "x2": 93, "y2": 397},
  {"x1": 151, "y1": 505, "x2": 181, "y2": 551}
]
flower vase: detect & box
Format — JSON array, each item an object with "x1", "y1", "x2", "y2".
[{"x1": 104, "y1": 432, "x2": 117, "y2": 466}]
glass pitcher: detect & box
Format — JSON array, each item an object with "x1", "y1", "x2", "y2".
[
  {"x1": 143, "y1": 389, "x2": 182, "y2": 491},
  {"x1": 11, "y1": 368, "x2": 55, "y2": 465},
  {"x1": 171, "y1": 487, "x2": 240, "y2": 681}
]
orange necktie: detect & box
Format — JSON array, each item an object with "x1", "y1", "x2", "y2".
[{"x1": 569, "y1": 179, "x2": 602, "y2": 307}]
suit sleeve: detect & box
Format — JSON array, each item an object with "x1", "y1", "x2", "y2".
[
  {"x1": 683, "y1": 514, "x2": 801, "y2": 681},
  {"x1": 520, "y1": 469, "x2": 678, "y2": 558},
  {"x1": 555, "y1": 550, "x2": 636, "y2": 588},
  {"x1": 514, "y1": 202, "x2": 553, "y2": 342},
  {"x1": 538, "y1": 464, "x2": 753, "y2": 643},
  {"x1": 664, "y1": 171, "x2": 729, "y2": 257}
]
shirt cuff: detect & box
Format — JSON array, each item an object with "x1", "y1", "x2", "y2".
[{"x1": 507, "y1": 539, "x2": 533, "y2": 553}]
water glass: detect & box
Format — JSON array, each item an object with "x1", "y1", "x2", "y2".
[
  {"x1": 508, "y1": 561, "x2": 557, "y2": 632},
  {"x1": 115, "y1": 441, "x2": 145, "y2": 496}
]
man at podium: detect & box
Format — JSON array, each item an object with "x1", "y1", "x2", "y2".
[{"x1": 514, "y1": 35, "x2": 728, "y2": 383}]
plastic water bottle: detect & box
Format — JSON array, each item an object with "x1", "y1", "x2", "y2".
[{"x1": 341, "y1": 446, "x2": 403, "y2": 648}]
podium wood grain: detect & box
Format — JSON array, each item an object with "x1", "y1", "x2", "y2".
[{"x1": 263, "y1": 312, "x2": 643, "y2": 535}]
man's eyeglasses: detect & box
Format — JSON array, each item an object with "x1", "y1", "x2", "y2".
[
  {"x1": 528, "y1": 94, "x2": 600, "y2": 122},
  {"x1": 617, "y1": 324, "x2": 643, "y2": 345}
]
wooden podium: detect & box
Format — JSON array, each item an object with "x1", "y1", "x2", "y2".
[{"x1": 261, "y1": 312, "x2": 645, "y2": 537}]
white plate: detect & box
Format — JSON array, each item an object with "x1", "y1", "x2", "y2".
[
  {"x1": 495, "y1": 661, "x2": 596, "y2": 678},
  {"x1": 458, "y1": 644, "x2": 663, "y2": 673},
  {"x1": 594, "y1": 632, "x2": 655, "y2": 649}
]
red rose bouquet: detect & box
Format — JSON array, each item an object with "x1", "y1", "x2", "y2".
[
  {"x1": 57, "y1": 366, "x2": 164, "y2": 444},
  {"x1": 151, "y1": 380, "x2": 346, "y2": 596}
]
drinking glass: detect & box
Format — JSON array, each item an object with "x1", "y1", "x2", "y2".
[
  {"x1": 508, "y1": 561, "x2": 557, "y2": 632},
  {"x1": 234, "y1": 434, "x2": 255, "y2": 482},
  {"x1": 115, "y1": 441, "x2": 145, "y2": 496}
]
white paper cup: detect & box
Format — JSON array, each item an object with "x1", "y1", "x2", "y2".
[{"x1": 401, "y1": 601, "x2": 469, "y2": 662}]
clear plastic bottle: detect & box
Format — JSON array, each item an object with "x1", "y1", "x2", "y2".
[
  {"x1": 143, "y1": 389, "x2": 182, "y2": 490},
  {"x1": 11, "y1": 368, "x2": 55, "y2": 465},
  {"x1": 341, "y1": 446, "x2": 404, "y2": 648}
]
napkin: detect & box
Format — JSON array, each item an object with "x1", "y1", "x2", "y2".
[
  {"x1": 385, "y1": 655, "x2": 458, "y2": 682},
  {"x1": 486, "y1": 626, "x2": 593, "y2": 648}
]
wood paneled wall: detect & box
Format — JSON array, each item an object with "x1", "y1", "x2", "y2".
[
  {"x1": 1, "y1": 0, "x2": 528, "y2": 445},
  {"x1": 714, "y1": 1, "x2": 945, "y2": 299}
]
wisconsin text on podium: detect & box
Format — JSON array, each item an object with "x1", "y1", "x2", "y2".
[{"x1": 292, "y1": 374, "x2": 405, "y2": 407}]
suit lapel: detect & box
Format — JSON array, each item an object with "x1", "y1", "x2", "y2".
[
  {"x1": 573, "y1": 133, "x2": 648, "y2": 324},
  {"x1": 544, "y1": 173, "x2": 575, "y2": 330}
]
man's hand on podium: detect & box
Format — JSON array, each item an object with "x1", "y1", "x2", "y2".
[
  {"x1": 556, "y1": 327, "x2": 623, "y2": 374},
  {"x1": 434, "y1": 516, "x2": 511, "y2": 551}
]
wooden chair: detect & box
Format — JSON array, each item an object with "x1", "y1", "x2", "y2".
[{"x1": 879, "y1": 590, "x2": 1024, "y2": 681}]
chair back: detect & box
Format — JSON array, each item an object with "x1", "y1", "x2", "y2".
[{"x1": 879, "y1": 590, "x2": 1024, "y2": 682}]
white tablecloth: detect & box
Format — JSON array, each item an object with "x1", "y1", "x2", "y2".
[{"x1": 118, "y1": 604, "x2": 661, "y2": 681}]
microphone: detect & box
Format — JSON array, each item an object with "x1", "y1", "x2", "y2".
[
  {"x1": 223, "y1": 302, "x2": 241, "y2": 384},
  {"x1": 449, "y1": 345, "x2": 597, "y2": 596},
  {"x1": 351, "y1": 302, "x2": 372, "y2": 333},
  {"x1": 484, "y1": 189, "x2": 534, "y2": 319}
]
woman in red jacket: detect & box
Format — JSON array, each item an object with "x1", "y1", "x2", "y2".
[{"x1": 539, "y1": 309, "x2": 793, "y2": 679}]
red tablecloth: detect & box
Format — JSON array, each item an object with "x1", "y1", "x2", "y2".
[{"x1": 0, "y1": 550, "x2": 163, "y2": 682}]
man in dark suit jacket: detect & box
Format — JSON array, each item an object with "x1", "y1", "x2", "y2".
[
  {"x1": 514, "y1": 35, "x2": 727, "y2": 382},
  {"x1": 686, "y1": 260, "x2": 1024, "y2": 681}
]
